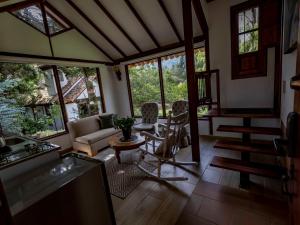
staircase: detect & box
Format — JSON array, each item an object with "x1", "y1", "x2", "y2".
[{"x1": 205, "y1": 108, "x2": 283, "y2": 188}]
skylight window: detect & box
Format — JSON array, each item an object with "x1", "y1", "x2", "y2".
[{"x1": 12, "y1": 4, "x2": 69, "y2": 36}]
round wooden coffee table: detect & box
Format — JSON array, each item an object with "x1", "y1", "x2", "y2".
[{"x1": 108, "y1": 133, "x2": 145, "y2": 164}]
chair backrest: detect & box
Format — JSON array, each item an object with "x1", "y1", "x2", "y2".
[
  {"x1": 159, "y1": 111, "x2": 189, "y2": 158},
  {"x1": 141, "y1": 102, "x2": 159, "y2": 124},
  {"x1": 172, "y1": 100, "x2": 188, "y2": 116}
]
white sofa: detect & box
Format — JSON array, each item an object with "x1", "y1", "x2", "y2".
[{"x1": 67, "y1": 114, "x2": 121, "y2": 156}]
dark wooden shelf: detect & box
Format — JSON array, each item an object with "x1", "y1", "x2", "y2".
[
  {"x1": 214, "y1": 139, "x2": 277, "y2": 155},
  {"x1": 217, "y1": 125, "x2": 282, "y2": 135},
  {"x1": 210, "y1": 156, "x2": 281, "y2": 178}
]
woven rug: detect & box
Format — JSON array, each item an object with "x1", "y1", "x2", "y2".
[{"x1": 102, "y1": 150, "x2": 156, "y2": 199}]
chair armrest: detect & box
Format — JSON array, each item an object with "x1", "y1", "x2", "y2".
[{"x1": 140, "y1": 131, "x2": 164, "y2": 141}]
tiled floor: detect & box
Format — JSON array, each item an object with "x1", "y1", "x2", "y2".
[{"x1": 93, "y1": 135, "x2": 288, "y2": 225}]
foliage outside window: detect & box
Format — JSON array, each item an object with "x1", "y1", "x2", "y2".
[
  {"x1": 0, "y1": 63, "x2": 65, "y2": 138},
  {"x1": 128, "y1": 60, "x2": 162, "y2": 116},
  {"x1": 238, "y1": 7, "x2": 259, "y2": 54},
  {"x1": 59, "y1": 66, "x2": 104, "y2": 121},
  {"x1": 128, "y1": 48, "x2": 208, "y2": 118}
]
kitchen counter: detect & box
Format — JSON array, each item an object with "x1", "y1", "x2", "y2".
[{"x1": 4, "y1": 155, "x2": 96, "y2": 216}]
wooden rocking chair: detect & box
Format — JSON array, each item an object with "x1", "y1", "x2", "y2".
[{"x1": 136, "y1": 111, "x2": 198, "y2": 181}]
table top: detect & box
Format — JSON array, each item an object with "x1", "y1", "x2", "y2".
[{"x1": 108, "y1": 133, "x2": 145, "y2": 151}]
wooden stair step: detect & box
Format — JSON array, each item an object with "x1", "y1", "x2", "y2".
[
  {"x1": 217, "y1": 125, "x2": 281, "y2": 135},
  {"x1": 214, "y1": 139, "x2": 277, "y2": 155},
  {"x1": 210, "y1": 156, "x2": 282, "y2": 179},
  {"x1": 203, "y1": 108, "x2": 277, "y2": 118}
]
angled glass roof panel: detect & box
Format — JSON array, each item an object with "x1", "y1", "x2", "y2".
[{"x1": 12, "y1": 4, "x2": 68, "y2": 35}]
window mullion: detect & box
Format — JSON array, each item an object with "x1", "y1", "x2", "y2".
[
  {"x1": 158, "y1": 57, "x2": 166, "y2": 117},
  {"x1": 52, "y1": 65, "x2": 69, "y2": 132},
  {"x1": 96, "y1": 68, "x2": 106, "y2": 113}
]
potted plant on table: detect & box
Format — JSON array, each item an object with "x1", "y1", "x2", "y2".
[{"x1": 114, "y1": 117, "x2": 135, "y2": 141}]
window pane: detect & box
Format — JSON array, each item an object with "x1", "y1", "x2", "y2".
[
  {"x1": 0, "y1": 63, "x2": 65, "y2": 138},
  {"x1": 13, "y1": 5, "x2": 45, "y2": 33},
  {"x1": 58, "y1": 67, "x2": 103, "y2": 121},
  {"x1": 13, "y1": 4, "x2": 66, "y2": 35},
  {"x1": 128, "y1": 60, "x2": 162, "y2": 117},
  {"x1": 239, "y1": 34, "x2": 245, "y2": 54},
  {"x1": 238, "y1": 12, "x2": 245, "y2": 33},
  {"x1": 244, "y1": 7, "x2": 259, "y2": 31},
  {"x1": 162, "y1": 54, "x2": 187, "y2": 113},
  {"x1": 194, "y1": 48, "x2": 206, "y2": 72},
  {"x1": 244, "y1": 31, "x2": 258, "y2": 53},
  {"x1": 46, "y1": 14, "x2": 64, "y2": 34}
]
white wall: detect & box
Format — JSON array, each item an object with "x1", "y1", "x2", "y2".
[
  {"x1": 207, "y1": 0, "x2": 275, "y2": 109},
  {"x1": 99, "y1": 66, "x2": 121, "y2": 114},
  {"x1": 281, "y1": 49, "x2": 297, "y2": 127}
]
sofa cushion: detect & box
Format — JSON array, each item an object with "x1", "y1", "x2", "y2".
[
  {"x1": 68, "y1": 115, "x2": 100, "y2": 138},
  {"x1": 98, "y1": 114, "x2": 115, "y2": 129},
  {"x1": 75, "y1": 128, "x2": 118, "y2": 145}
]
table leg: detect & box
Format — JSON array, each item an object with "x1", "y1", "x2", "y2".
[{"x1": 115, "y1": 150, "x2": 121, "y2": 164}]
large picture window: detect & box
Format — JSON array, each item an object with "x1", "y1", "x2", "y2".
[
  {"x1": 0, "y1": 63, "x2": 65, "y2": 138},
  {"x1": 127, "y1": 48, "x2": 207, "y2": 118},
  {"x1": 128, "y1": 60, "x2": 162, "y2": 116},
  {"x1": 0, "y1": 63, "x2": 105, "y2": 139},
  {"x1": 58, "y1": 66, "x2": 104, "y2": 121}
]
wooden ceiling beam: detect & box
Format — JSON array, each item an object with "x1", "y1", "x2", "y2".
[
  {"x1": 45, "y1": 2, "x2": 114, "y2": 62},
  {"x1": 66, "y1": 0, "x2": 126, "y2": 58},
  {"x1": 124, "y1": 0, "x2": 160, "y2": 48},
  {"x1": 94, "y1": 0, "x2": 142, "y2": 53},
  {"x1": 157, "y1": 0, "x2": 182, "y2": 42},
  {"x1": 192, "y1": 0, "x2": 208, "y2": 35},
  {"x1": 115, "y1": 35, "x2": 205, "y2": 63}
]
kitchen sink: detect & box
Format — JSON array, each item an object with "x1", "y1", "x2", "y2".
[{"x1": 5, "y1": 137, "x2": 26, "y2": 146}]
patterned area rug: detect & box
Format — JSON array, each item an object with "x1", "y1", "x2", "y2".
[{"x1": 102, "y1": 150, "x2": 156, "y2": 199}]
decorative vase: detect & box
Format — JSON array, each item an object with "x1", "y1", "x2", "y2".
[{"x1": 122, "y1": 127, "x2": 132, "y2": 140}]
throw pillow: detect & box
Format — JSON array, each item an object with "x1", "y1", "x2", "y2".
[{"x1": 99, "y1": 114, "x2": 115, "y2": 129}]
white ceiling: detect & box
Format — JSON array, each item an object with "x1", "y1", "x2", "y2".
[{"x1": 0, "y1": 0, "x2": 206, "y2": 63}]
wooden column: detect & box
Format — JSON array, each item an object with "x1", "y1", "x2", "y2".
[{"x1": 182, "y1": 0, "x2": 200, "y2": 162}]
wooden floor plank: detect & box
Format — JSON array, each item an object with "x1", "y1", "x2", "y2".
[{"x1": 92, "y1": 136, "x2": 286, "y2": 225}]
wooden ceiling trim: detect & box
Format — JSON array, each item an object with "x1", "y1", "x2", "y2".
[
  {"x1": 94, "y1": 0, "x2": 142, "y2": 53},
  {"x1": 65, "y1": 0, "x2": 126, "y2": 58},
  {"x1": 157, "y1": 0, "x2": 182, "y2": 42},
  {"x1": 124, "y1": 0, "x2": 160, "y2": 48},
  {"x1": 116, "y1": 35, "x2": 205, "y2": 64},
  {"x1": 192, "y1": 0, "x2": 208, "y2": 35},
  {"x1": 0, "y1": 51, "x2": 114, "y2": 65},
  {"x1": 45, "y1": 2, "x2": 114, "y2": 62}
]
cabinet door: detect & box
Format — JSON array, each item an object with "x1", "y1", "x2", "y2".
[{"x1": 0, "y1": 179, "x2": 13, "y2": 225}]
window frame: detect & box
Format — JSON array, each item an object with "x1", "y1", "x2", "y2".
[
  {"x1": 237, "y1": 6, "x2": 260, "y2": 55},
  {"x1": 125, "y1": 47, "x2": 207, "y2": 119},
  {"x1": 9, "y1": 2, "x2": 72, "y2": 37},
  {"x1": 230, "y1": 0, "x2": 266, "y2": 80}
]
